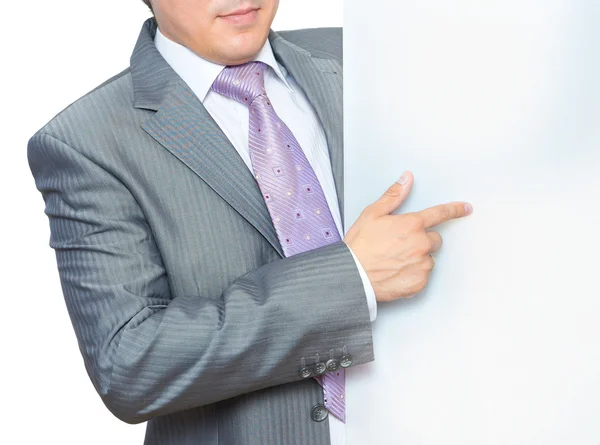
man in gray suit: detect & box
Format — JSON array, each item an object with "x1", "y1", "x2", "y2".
[{"x1": 28, "y1": 0, "x2": 472, "y2": 443}]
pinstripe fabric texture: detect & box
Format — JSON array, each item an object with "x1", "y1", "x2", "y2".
[{"x1": 27, "y1": 18, "x2": 374, "y2": 445}]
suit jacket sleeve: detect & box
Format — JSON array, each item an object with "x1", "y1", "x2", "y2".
[{"x1": 28, "y1": 131, "x2": 375, "y2": 424}]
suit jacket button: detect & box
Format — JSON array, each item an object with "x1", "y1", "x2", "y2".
[
  {"x1": 314, "y1": 362, "x2": 326, "y2": 375},
  {"x1": 311, "y1": 404, "x2": 329, "y2": 422},
  {"x1": 340, "y1": 355, "x2": 353, "y2": 368},
  {"x1": 299, "y1": 367, "x2": 313, "y2": 378},
  {"x1": 326, "y1": 359, "x2": 340, "y2": 371}
]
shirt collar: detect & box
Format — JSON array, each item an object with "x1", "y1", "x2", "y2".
[{"x1": 154, "y1": 27, "x2": 293, "y2": 102}]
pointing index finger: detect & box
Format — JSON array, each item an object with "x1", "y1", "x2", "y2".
[{"x1": 417, "y1": 202, "x2": 473, "y2": 229}]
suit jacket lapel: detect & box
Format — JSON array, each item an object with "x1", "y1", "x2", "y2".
[
  {"x1": 269, "y1": 31, "x2": 345, "y2": 227},
  {"x1": 131, "y1": 19, "x2": 344, "y2": 259},
  {"x1": 141, "y1": 81, "x2": 287, "y2": 258}
]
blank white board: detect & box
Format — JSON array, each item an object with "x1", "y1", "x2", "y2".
[{"x1": 343, "y1": 1, "x2": 600, "y2": 444}]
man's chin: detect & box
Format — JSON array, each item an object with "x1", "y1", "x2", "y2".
[{"x1": 217, "y1": 35, "x2": 268, "y2": 64}]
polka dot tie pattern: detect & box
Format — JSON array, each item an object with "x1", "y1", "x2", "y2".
[{"x1": 211, "y1": 61, "x2": 346, "y2": 422}]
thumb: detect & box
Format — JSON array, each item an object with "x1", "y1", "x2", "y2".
[{"x1": 370, "y1": 171, "x2": 413, "y2": 217}]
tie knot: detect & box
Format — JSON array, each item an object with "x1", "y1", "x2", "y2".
[{"x1": 211, "y1": 61, "x2": 267, "y2": 105}]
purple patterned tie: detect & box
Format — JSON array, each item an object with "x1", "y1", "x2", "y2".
[{"x1": 211, "y1": 61, "x2": 346, "y2": 422}]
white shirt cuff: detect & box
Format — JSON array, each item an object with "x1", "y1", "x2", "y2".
[{"x1": 347, "y1": 246, "x2": 377, "y2": 322}]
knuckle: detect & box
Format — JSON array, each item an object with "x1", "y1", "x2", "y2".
[
  {"x1": 404, "y1": 214, "x2": 424, "y2": 231},
  {"x1": 361, "y1": 204, "x2": 375, "y2": 218},
  {"x1": 363, "y1": 203, "x2": 382, "y2": 220},
  {"x1": 421, "y1": 269, "x2": 431, "y2": 283},
  {"x1": 426, "y1": 235, "x2": 435, "y2": 250},
  {"x1": 404, "y1": 271, "x2": 430, "y2": 295},
  {"x1": 440, "y1": 207, "x2": 451, "y2": 221},
  {"x1": 414, "y1": 278, "x2": 428, "y2": 293},
  {"x1": 383, "y1": 184, "x2": 402, "y2": 199},
  {"x1": 419, "y1": 236, "x2": 433, "y2": 254},
  {"x1": 430, "y1": 231, "x2": 443, "y2": 248}
]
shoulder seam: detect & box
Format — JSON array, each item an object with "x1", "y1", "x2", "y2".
[{"x1": 87, "y1": 67, "x2": 132, "y2": 96}]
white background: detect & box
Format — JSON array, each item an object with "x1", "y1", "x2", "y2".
[
  {"x1": 344, "y1": 1, "x2": 600, "y2": 444},
  {"x1": 1, "y1": 1, "x2": 341, "y2": 443}
]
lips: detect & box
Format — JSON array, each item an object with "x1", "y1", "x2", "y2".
[
  {"x1": 221, "y1": 6, "x2": 258, "y2": 17},
  {"x1": 219, "y1": 7, "x2": 259, "y2": 25}
]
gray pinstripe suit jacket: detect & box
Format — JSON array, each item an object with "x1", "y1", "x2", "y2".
[{"x1": 27, "y1": 17, "x2": 374, "y2": 445}]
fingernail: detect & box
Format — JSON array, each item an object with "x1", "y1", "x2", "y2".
[
  {"x1": 397, "y1": 171, "x2": 409, "y2": 185},
  {"x1": 464, "y1": 203, "x2": 473, "y2": 214}
]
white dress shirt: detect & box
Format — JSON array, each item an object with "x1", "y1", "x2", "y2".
[{"x1": 154, "y1": 27, "x2": 376, "y2": 445}]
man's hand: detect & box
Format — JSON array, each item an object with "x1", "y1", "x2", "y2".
[{"x1": 343, "y1": 171, "x2": 473, "y2": 302}]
